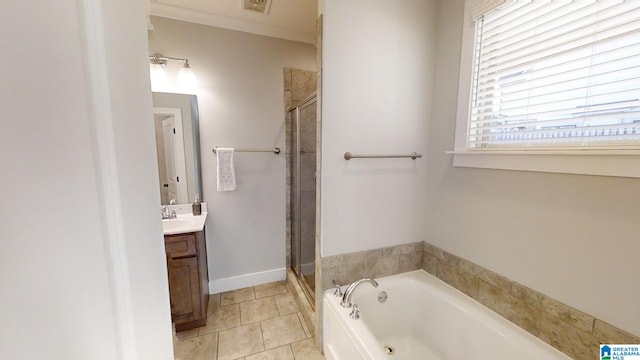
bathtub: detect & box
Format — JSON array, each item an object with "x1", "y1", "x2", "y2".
[{"x1": 323, "y1": 270, "x2": 571, "y2": 360}]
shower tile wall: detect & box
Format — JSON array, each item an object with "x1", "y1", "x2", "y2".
[
  {"x1": 284, "y1": 69, "x2": 316, "y2": 111},
  {"x1": 284, "y1": 68, "x2": 317, "y2": 271}
]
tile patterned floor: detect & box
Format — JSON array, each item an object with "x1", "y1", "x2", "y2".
[{"x1": 174, "y1": 281, "x2": 325, "y2": 360}]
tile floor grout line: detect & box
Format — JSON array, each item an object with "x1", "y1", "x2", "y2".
[
  {"x1": 179, "y1": 318, "x2": 289, "y2": 341},
  {"x1": 258, "y1": 319, "x2": 267, "y2": 356},
  {"x1": 239, "y1": 296, "x2": 283, "y2": 326},
  {"x1": 174, "y1": 281, "x2": 324, "y2": 360},
  {"x1": 215, "y1": 330, "x2": 221, "y2": 360},
  {"x1": 287, "y1": 344, "x2": 295, "y2": 360},
  {"x1": 275, "y1": 295, "x2": 283, "y2": 317}
]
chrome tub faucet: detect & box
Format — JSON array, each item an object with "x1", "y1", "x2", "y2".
[{"x1": 340, "y1": 278, "x2": 379, "y2": 308}]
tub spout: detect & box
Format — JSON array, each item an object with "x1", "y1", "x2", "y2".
[{"x1": 340, "y1": 278, "x2": 378, "y2": 308}]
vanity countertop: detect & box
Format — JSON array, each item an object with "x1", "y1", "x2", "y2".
[{"x1": 162, "y1": 203, "x2": 207, "y2": 235}]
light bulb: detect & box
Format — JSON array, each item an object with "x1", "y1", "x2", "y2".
[
  {"x1": 149, "y1": 63, "x2": 167, "y2": 89},
  {"x1": 178, "y1": 62, "x2": 198, "y2": 89}
]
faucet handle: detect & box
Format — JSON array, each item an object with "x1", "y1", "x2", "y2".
[
  {"x1": 170, "y1": 209, "x2": 177, "y2": 218},
  {"x1": 332, "y1": 280, "x2": 343, "y2": 297},
  {"x1": 333, "y1": 284, "x2": 342, "y2": 297},
  {"x1": 169, "y1": 199, "x2": 176, "y2": 205},
  {"x1": 349, "y1": 304, "x2": 360, "y2": 320}
]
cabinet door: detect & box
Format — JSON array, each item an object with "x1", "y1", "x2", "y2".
[
  {"x1": 167, "y1": 256, "x2": 201, "y2": 321},
  {"x1": 165, "y1": 234, "x2": 196, "y2": 258}
]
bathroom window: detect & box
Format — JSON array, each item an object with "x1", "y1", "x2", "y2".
[{"x1": 452, "y1": 0, "x2": 640, "y2": 177}]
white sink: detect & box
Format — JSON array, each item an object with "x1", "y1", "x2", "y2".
[
  {"x1": 162, "y1": 218, "x2": 194, "y2": 233},
  {"x1": 161, "y1": 213, "x2": 207, "y2": 235}
]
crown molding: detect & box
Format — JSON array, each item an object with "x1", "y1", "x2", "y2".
[{"x1": 150, "y1": 3, "x2": 315, "y2": 44}]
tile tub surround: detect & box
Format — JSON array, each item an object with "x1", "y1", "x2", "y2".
[
  {"x1": 321, "y1": 241, "x2": 425, "y2": 292},
  {"x1": 173, "y1": 280, "x2": 324, "y2": 360},
  {"x1": 317, "y1": 241, "x2": 425, "y2": 348},
  {"x1": 317, "y1": 240, "x2": 638, "y2": 358},
  {"x1": 423, "y1": 242, "x2": 640, "y2": 359}
]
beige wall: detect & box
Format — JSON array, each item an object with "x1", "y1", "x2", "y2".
[
  {"x1": 427, "y1": 0, "x2": 640, "y2": 337},
  {"x1": 149, "y1": 17, "x2": 316, "y2": 291}
]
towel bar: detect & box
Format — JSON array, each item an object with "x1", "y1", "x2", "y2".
[
  {"x1": 344, "y1": 152, "x2": 422, "y2": 160},
  {"x1": 213, "y1": 147, "x2": 280, "y2": 154}
]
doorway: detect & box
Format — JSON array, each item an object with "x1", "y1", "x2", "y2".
[{"x1": 153, "y1": 107, "x2": 189, "y2": 204}]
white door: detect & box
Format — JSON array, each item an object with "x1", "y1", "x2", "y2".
[
  {"x1": 153, "y1": 107, "x2": 188, "y2": 204},
  {"x1": 162, "y1": 117, "x2": 179, "y2": 203}
]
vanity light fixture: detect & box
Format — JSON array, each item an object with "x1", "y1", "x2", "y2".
[
  {"x1": 149, "y1": 54, "x2": 167, "y2": 85},
  {"x1": 149, "y1": 53, "x2": 198, "y2": 89},
  {"x1": 177, "y1": 59, "x2": 198, "y2": 88}
]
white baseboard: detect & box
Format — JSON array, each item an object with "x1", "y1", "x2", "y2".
[{"x1": 209, "y1": 268, "x2": 286, "y2": 294}]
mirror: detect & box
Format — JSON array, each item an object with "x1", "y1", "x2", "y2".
[{"x1": 152, "y1": 92, "x2": 202, "y2": 205}]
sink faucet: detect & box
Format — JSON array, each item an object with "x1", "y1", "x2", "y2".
[
  {"x1": 340, "y1": 278, "x2": 379, "y2": 308},
  {"x1": 161, "y1": 205, "x2": 177, "y2": 219}
]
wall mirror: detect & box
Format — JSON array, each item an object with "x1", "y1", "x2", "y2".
[{"x1": 152, "y1": 92, "x2": 203, "y2": 205}]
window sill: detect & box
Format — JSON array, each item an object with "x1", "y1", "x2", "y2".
[{"x1": 448, "y1": 150, "x2": 640, "y2": 178}]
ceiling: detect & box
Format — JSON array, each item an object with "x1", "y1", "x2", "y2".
[{"x1": 149, "y1": 0, "x2": 318, "y2": 44}]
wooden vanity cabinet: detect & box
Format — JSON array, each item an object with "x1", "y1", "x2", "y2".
[{"x1": 164, "y1": 230, "x2": 209, "y2": 331}]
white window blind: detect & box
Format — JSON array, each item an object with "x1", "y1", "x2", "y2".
[{"x1": 469, "y1": 0, "x2": 640, "y2": 150}]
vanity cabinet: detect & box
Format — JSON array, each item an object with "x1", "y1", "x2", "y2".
[{"x1": 164, "y1": 230, "x2": 209, "y2": 331}]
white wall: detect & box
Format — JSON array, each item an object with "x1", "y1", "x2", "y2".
[
  {"x1": 1, "y1": 0, "x2": 174, "y2": 359},
  {"x1": 320, "y1": 0, "x2": 437, "y2": 256},
  {"x1": 427, "y1": 0, "x2": 640, "y2": 337},
  {"x1": 148, "y1": 17, "x2": 316, "y2": 291}
]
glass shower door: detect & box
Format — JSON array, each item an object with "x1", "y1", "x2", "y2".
[{"x1": 290, "y1": 97, "x2": 317, "y2": 305}]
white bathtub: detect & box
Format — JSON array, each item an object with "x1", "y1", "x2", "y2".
[{"x1": 323, "y1": 270, "x2": 571, "y2": 360}]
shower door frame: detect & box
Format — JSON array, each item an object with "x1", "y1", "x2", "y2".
[{"x1": 291, "y1": 94, "x2": 317, "y2": 308}]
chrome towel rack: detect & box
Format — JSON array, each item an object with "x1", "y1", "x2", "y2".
[
  {"x1": 212, "y1": 147, "x2": 281, "y2": 154},
  {"x1": 344, "y1": 152, "x2": 422, "y2": 160}
]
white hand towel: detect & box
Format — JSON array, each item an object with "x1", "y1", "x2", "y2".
[{"x1": 216, "y1": 148, "x2": 236, "y2": 192}]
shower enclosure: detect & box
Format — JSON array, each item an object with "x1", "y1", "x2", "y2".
[{"x1": 288, "y1": 94, "x2": 317, "y2": 306}]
